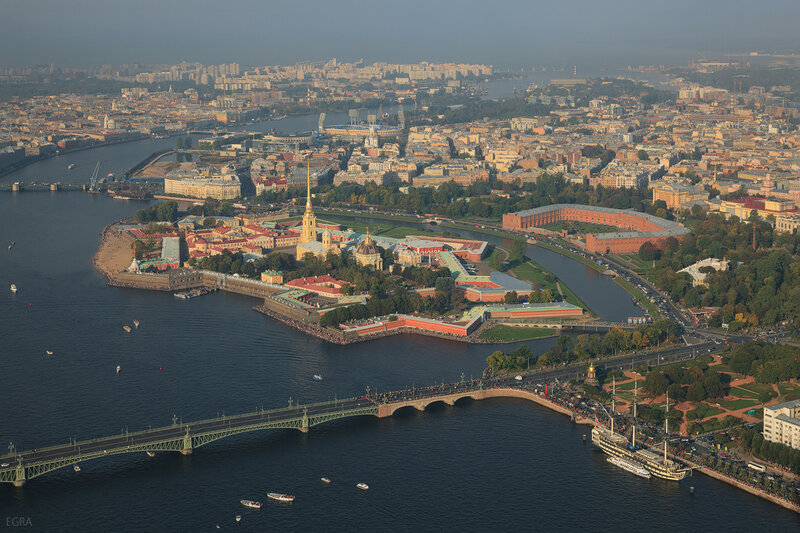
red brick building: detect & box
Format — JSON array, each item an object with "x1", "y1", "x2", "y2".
[{"x1": 502, "y1": 204, "x2": 689, "y2": 254}]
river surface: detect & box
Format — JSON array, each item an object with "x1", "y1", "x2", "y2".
[{"x1": 1, "y1": 192, "x2": 796, "y2": 531}]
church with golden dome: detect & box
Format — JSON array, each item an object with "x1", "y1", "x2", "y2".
[
  {"x1": 296, "y1": 164, "x2": 341, "y2": 260},
  {"x1": 354, "y1": 229, "x2": 384, "y2": 270}
]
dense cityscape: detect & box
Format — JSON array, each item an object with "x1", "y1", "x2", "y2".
[{"x1": 3, "y1": 2, "x2": 800, "y2": 531}]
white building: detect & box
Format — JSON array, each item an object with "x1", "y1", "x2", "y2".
[
  {"x1": 763, "y1": 399, "x2": 800, "y2": 451},
  {"x1": 677, "y1": 258, "x2": 730, "y2": 287}
]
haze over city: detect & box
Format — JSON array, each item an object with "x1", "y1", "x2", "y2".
[
  {"x1": 2, "y1": 0, "x2": 800, "y2": 68},
  {"x1": 4, "y1": 1, "x2": 800, "y2": 531}
]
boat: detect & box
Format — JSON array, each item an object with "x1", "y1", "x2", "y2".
[
  {"x1": 356, "y1": 483, "x2": 369, "y2": 491},
  {"x1": 46, "y1": 350, "x2": 53, "y2": 356},
  {"x1": 272, "y1": 115, "x2": 287, "y2": 121},
  {"x1": 123, "y1": 325, "x2": 132, "y2": 333},
  {"x1": 133, "y1": 320, "x2": 140, "y2": 328},
  {"x1": 235, "y1": 515, "x2": 241, "y2": 523},
  {"x1": 146, "y1": 451, "x2": 155, "y2": 457},
  {"x1": 607, "y1": 456, "x2": 651, "y2": 479},
  {"x1": 68, "y1": 164, "x2": 76, "y2": 170},
  {"x1": 591, "y1": 386, "x2": 689, "y2": 481},
  {"x1": 321, "y1": 477, "x2": 331, "y2": 484},
  {"x1": 73, "y1": 465, "x2": 81, "y2": 472},
  {"x1": 240, "y1": 500, "x2": 262, "y2": 509},
  {"x1": 10, "y1": 284, "x2": 17, "y2": 293},
  {"x1": 313, "y1": 374, "x2": 323, "y2": 381},
  {"x1": 116, "y1": 365, "x2": 121, "y2": 374},
  {"x1": 267, "y1": 493, "x2": 295, "y2": 503}
]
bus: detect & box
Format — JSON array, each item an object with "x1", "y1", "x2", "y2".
[{"x1": 747, "y1": 462, "x2": 766, "y2": 472}]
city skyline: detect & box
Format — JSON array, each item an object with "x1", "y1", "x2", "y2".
[{"x1": 2, "y1": 0, "x2": 800, "y2": 68}]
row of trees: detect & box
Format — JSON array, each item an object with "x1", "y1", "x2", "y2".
[
  {"x1": 737, "y1": 427, "x2": 800, "y2": 475},
  {"x1": 486, "y1": 320, "x2": 679, "y2": 372},
  {"x1": 723, "y1": 342, "x2": 800, "y2": 384},
  {"x1": 134, "y1": 201, "x2": 180, "y2": 223},
  {"x1": 642, "y1": 361, "x2": 727, "y2": 402},
  {"x1": 260, "y1": 174, "x2": 652, "y2": 221}
]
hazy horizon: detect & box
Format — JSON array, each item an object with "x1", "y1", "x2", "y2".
[{"x1": 1, "y1": 0, "x2": 800, "y2": 69}]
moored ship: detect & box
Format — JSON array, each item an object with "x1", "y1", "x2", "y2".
[
  {"x1": 592, "y1": 384, "x2": 689, "y2": 482},
  {"x1": 607, "y1": 456, "x2": 651, "y2": 479}
]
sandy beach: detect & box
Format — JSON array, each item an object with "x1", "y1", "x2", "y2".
[{"x1": 93, "y1": 225, "x2": 134, "y2": 278}]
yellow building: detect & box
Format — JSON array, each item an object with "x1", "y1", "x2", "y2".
[
  {"x1": 260, "y1": 270, "x2": 284, "y2": 284},
  {"x1": 354, "y1": 230, "x2": 383, "y2": 270},
  {"x1": 296, "y1": 164, "x2": 341, "y2": 260},
  {"x1": 651, "y1": 182, "x2": 709, "y2": 210}
]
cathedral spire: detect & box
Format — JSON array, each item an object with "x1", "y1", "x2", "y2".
[{"x1": 306, "y1": 161, "x2": 312, "y2": 211}]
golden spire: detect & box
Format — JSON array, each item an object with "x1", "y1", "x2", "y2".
[{"x1": 305, "y1": 161, "x2": 312, "y2": 211}]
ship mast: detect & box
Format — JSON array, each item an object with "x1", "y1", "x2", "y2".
[
  {"x1": 610, "y1": 378, "x2": 616, "y2": 434},
  {"x1": 632, "y1": 376, "x2": 637, "y2": 449},
  {"x1": 664, "y1": 391, "x2": 669, "y2": 462}
]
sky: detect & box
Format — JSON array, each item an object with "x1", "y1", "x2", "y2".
[{"x1": 1, "y1": 0, "x2": 799, "y2": 69}]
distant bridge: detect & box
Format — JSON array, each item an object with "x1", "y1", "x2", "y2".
[{"x1": 0, "y1": 379, "x2": 581, "y2": 487}]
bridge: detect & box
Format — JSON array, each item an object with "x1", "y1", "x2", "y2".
[
  {"x1": 0, "y1": 379, "x2": 577, "y2": 488},
  {"x1": 0, "y1": 341, "x2": 714, "y2": 488}
]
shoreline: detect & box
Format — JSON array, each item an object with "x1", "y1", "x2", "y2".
[
  {"x1": 529, "y1": 389, "x2": 800, "y2": 514},
  {"x1": 90, "y1": 224, "x2": 800, "y2": 513}
]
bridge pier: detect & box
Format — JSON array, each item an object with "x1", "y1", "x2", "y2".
[
  {"x1": 299, "y1": 410, "x2": 309, "y2": 433},
  {"x1": 13, "y1": 464, "x2": 25, "y2": 487},
  {"x1": 180, "y1": 430, "x2": 193, "y2": 455}
]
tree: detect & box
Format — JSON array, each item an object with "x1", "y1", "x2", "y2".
[
  {"x1": 637, "y1": 149, "x2": 649, "y2": 161},
  {"x1": 509, "y1": 240, "x2": 527, "y2": 263},
  {"x1": 489, "y1": 250, "x2": 505, "y2": 271},
  {"x1": 638, "y1": 241, "x2": 660, "y2": 261},
  {"x1": 504, "y1": 291, "x2": 519, "y2": 304}
]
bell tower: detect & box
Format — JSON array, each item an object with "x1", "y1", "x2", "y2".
[{"x1": 300, "y1": 163, "x2": 317, "y2": 244}]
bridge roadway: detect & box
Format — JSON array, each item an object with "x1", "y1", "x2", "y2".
[{"x1": 0, "y1": 341, "x2": 716, "y2": 487}]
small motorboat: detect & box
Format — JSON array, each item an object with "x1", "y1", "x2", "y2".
[
  {"x1": 146, "y1": 451, "x2": 156, "y2": 458},
  {"x1": 116, "y1": 365, "x2": 121, "y2": 374},
  {"x1": 123, "y1": 325, "x2": 132, "y2": 333},
  {"x1": 73, "y1": 465, "x2": 81, "y2": 472},
  {"x1": 313, "y1": 374, "x2": 323, "y2": 381},
  {"x1": 235, "y1": 515, "x2": 241, "y2": 523},
  {"x1": 267, "y1": 493, "x2": 295, "y2": 503},
  {"x1": 46, "y1": 350, "x2": 53, "y2": 356},
  {"x1": 240, "y1": 500, "x2": 262, "y2": 509},
  {"x1": 321, "y1": 477, "x2": 331, "y2": 484},
  {"x1": 133, "y1": 320, "x2": 140, "y2": 328},
  {"x1": 356, "y1": 482, "x2": 369, "y2": 491},
  {"x1": 10, "y1": 284, "x2": 17, "y2": 293}
]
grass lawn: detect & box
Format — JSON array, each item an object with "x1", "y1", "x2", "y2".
[
  {"x1": 778, "y1": 383, "x2": 800, "y2": 396},
  {"x1": 478, "y1": 325, "x2": 556, "y2": 342},
  {"x1": 734, "y1": 382, "x2": 774, "y2": 396},
  {"x1": 615, "y1": 380, "x2": 639, "y2": 391},
  {"x1": 729, "y1": 386, "x2": 760, "y2": 399},
  {"x1": 541, "y1": 221, "x2": 618, "y2": 234},
  {"x1": 718, "y1": 398, "x2": 761, "y2": 411},
  {"x1": 318, "y1": 216, "x2": 453, "y2": 240},
  {"x1": 615, "y1": 391, "x2": 635, "y2": 402},
  {"x1": 615, "y1": 253, "x2": 653, "y2": 270},
  {"x1": 613, "y1": 276, "x2": 661, "y2": 319},
  {"x1": 690, "y1": 404, "x2": 725, "y2": 419},
  {"x1": 510, "y1": 261, "x2": 595, "y2": 315}
]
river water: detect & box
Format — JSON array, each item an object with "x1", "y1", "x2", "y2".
[{"x1": 1, "y1": 191, "x2": 796, "y2": 531}]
